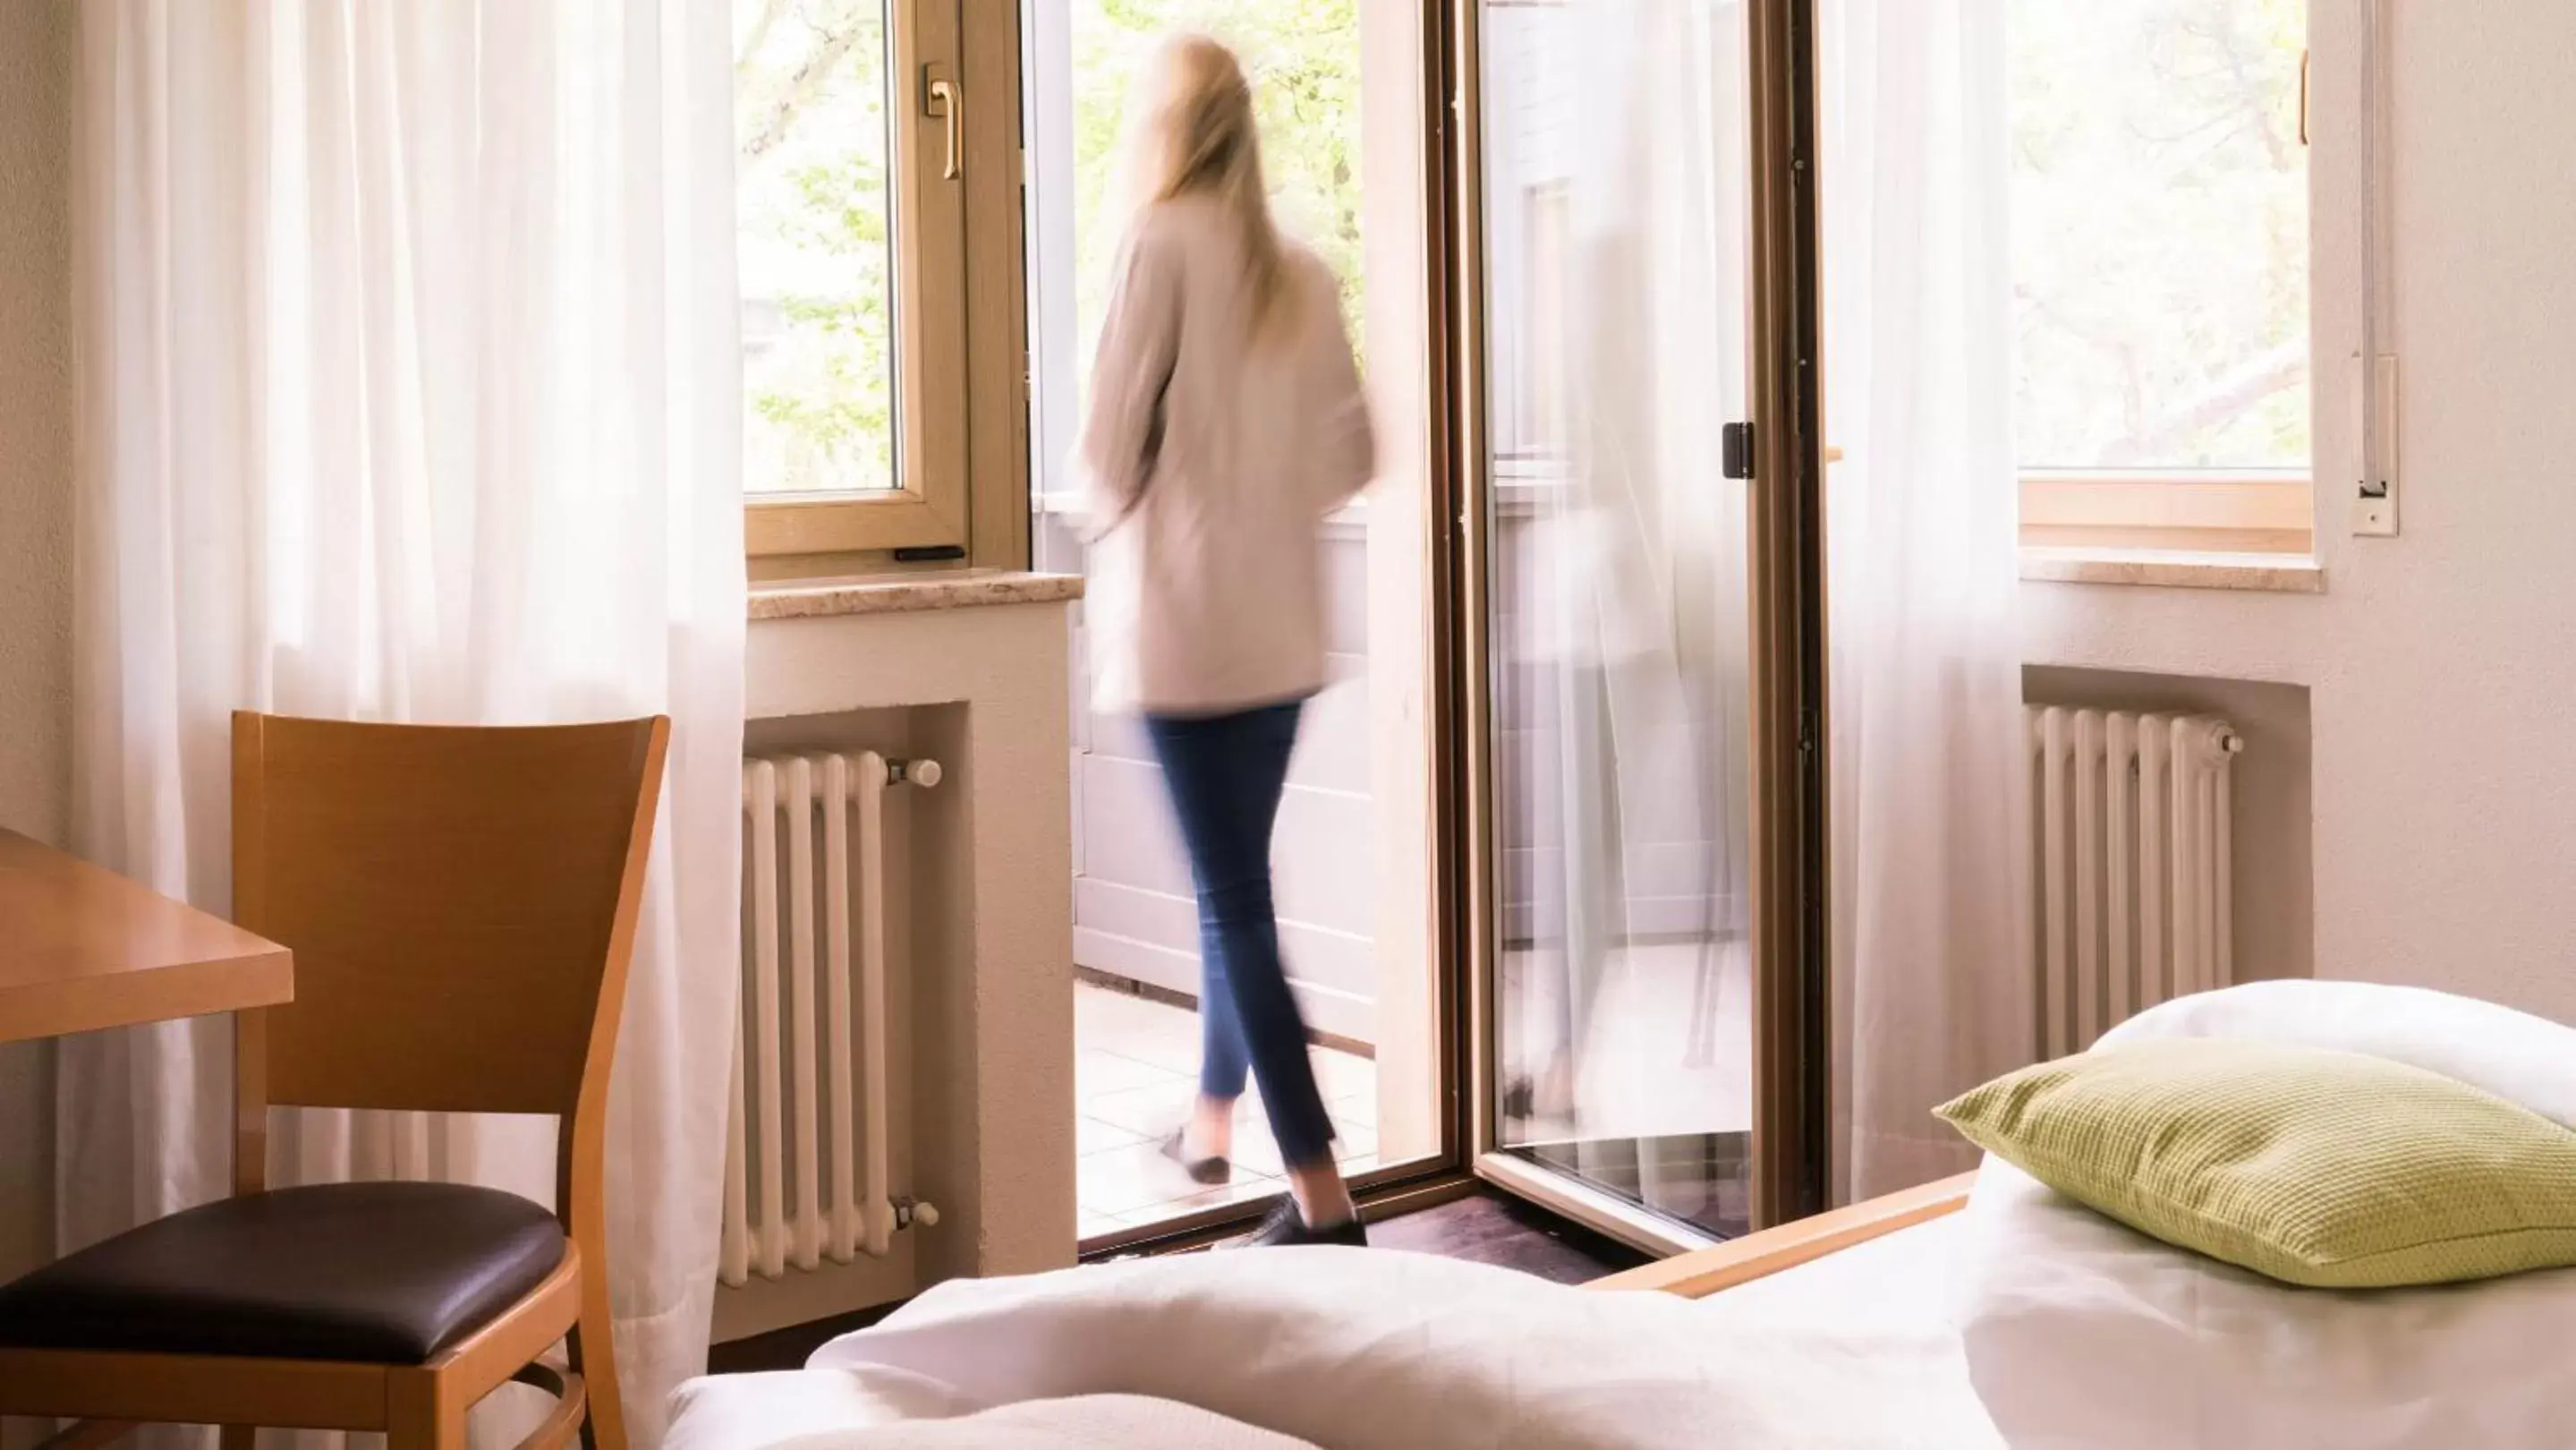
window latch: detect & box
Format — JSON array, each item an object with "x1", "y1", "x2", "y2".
[
  {"x1": 2299, "y1": 49, "x2": 2311, "y2": 147},
  {"x1": 927, "y1": 73, "x2": 962, "y2": 182},
  {"x1": 1722, "y1": 422, "x2": 1755, "y2": 481}
]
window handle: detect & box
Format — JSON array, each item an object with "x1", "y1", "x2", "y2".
[
  {"x1": 2299, "y1": 49, "x2": 2310, "y2": 147},
  {"x1": 928, "y1": 76, "x2": 962, "y2": 181}
]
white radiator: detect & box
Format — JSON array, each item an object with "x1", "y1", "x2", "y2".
[
  {"x1": 2027, "y1": 707, "x2": 2241, "y2": 1057},
  {"x1": 724, "y1": 750, "x2": 942, "y2": 1286}
]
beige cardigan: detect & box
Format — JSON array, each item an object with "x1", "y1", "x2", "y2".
[{"x1": 1078, "y1": 196, "x2": 1375, "y2": 718}]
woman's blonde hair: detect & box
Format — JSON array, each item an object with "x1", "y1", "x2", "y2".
[{"x1": 1119, "y1": 33, "x2": 1292, "y2": 334}]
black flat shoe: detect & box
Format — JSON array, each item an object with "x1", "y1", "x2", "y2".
[
  {"x1": 1233, "y1": 1198, "x2": 1367, "y2": 1249},
  {"x1": 1159, "y1": 1127, "x2": 1231, "y2": 1186}
]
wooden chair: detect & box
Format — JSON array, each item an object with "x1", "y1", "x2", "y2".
[{"x1": 0, "y1": 712, "x2": 670, "y2": 1450}]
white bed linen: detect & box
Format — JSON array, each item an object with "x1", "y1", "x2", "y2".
[
  {"x1": 667, "y1": 1365, "x2": 967, "y2": 1450},
  {"x1": 1961, "y1": 1161, "x2": 2576, "y2": 1450},
  {"x1": 773, "y1": 1395, "x2": 1322, "y2": 1449},
  {"x1": 668, "y1": 1223, "x2": 2000, "y2": 1450},
  {"x1": 1959, "y1": 980, "x2": 2576, "y2": 1450},
  {"x1": 670, "y1": 984, "x2": 2576, "y2": 1450}
]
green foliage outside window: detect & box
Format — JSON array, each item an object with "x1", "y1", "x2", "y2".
[
  {"x1": 2009, "y1": 0, "x2": 2311, "y2": 471},
  {"x1": 735, "y1": 0, "x2": 1367, "y2": 498},
  {"x1": 1070, "y1": 0, "x2": 1367, "y2": 365}
]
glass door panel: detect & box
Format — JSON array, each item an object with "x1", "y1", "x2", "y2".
[{"x1": 1479, "y1": 0, "x2": 1758, "y2": 1241}]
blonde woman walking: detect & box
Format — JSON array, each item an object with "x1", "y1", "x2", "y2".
[{"x1": 1080, "y1": 33, "x2": 1376, "y2": 1246}]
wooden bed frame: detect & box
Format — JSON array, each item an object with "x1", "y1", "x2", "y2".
[{"x1": 1586, "y1": 1173, "x2": 1976, "y2": 1301}]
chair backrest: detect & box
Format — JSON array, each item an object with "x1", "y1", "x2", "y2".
[{"x1": 230, "y1": 712, "x2": 668, "y2": 1130}]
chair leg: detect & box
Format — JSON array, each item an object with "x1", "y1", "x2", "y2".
[
  {"x1": 219, "y1": 1427, "x2": 257, "y2": 1450},
  {"x1": 566, "y1": 1278, "x2": 623, "y2": 1450},
  {"x1": 387, "y1": 1370, "x2": 463, "y2": 1450},
  {"x1": 387, "y1": 1412, "x2": 464, "y2": 1450}
]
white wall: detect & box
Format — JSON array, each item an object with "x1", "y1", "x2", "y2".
[
  {"x1": 2027, "y1": 0, "x2": 2576, "y2": 1026},
  {"x1": 0, "y1": 0, "x2": 73, "y2": 1284}
]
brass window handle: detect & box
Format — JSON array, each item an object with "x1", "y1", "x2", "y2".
[
  {"x1": 2299, "y1": 49, "x2": 2310, "y2": 147},
  {"x1": 928, "y1": 77, "x2": 961, "y2": 181}
]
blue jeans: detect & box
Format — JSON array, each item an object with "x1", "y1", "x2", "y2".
[{"x1": 1143, "y1": 702, "x2": 1337, "y2": 1171}]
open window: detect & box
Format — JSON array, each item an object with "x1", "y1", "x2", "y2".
[
  {"x1": 735, "y1": 0, "x2": 1024, "y2": 569},
  {"x1": 2008, "y1": 0, "x2": 2314, "y2": 558}
]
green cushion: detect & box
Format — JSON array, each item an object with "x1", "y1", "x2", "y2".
[{"x1": 1935, "y1": 1038, "x2": 2576, "y2": 1289}]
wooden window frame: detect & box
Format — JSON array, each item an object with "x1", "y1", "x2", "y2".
[
  {"x1": 2008, "y1": 24, "x2": 2318, "y2": 565},
  {"x1": 745, "y1": 0, "x2": 1030, "y2": 576},
  {"x1": 2018, "y1": 471, "x2": 2315, "y2": 558}
]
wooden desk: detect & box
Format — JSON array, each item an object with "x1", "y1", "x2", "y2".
[{"x1": 0, "y1": 829, "x2": 291, "y2": 1045}]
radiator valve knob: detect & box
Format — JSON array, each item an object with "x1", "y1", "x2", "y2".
[
  {"x1": 896, "y1": 1197, "x2": 940, "y2": 1229},
  {"x1": 898, "y1": 759, "x2": 943, "y2": 789}
]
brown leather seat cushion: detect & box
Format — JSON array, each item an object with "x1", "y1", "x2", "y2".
[{"x1": 0, "y1": 1181, "x2": 566, "y2": 1363}]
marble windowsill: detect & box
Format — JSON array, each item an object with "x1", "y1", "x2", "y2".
[
  {"x1": 2019, "y1": 548, "x2": 2325, "y2": 594},
  {"x1": 748, "y1": 569, "x2": 1085, "y2": 621}
]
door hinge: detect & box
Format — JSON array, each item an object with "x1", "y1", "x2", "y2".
[{"x1": 1722, "y1": 422, "x2": 1755, "y2": 481}]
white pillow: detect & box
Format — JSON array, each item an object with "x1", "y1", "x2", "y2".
[
  {"x1": 2093, "y1": 977, "x2": 2576, "y2": 1126},
  {"x1": 1959, "y1": 980, "x2": 2576, "y2": 1450}
]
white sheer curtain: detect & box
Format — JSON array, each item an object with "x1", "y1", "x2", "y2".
[
  {"x1": 63, "y1": 4, "x2": 744, "y2": 1446},
  {"x1": 1818, "y1": 0, "x2": 2035, "y2": 1202}
]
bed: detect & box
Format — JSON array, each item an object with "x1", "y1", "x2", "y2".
[
  {"x1": 667, "y1": 980, "x2": 2576, "y2": 1450},
  {"x1": 668, "y1": 1176, "x2": 1996, "y2": 1450}
]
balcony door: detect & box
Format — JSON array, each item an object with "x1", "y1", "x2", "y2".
[{"x1": 1459, "y1": 0, "x2": 1826, "y2": 1250}]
